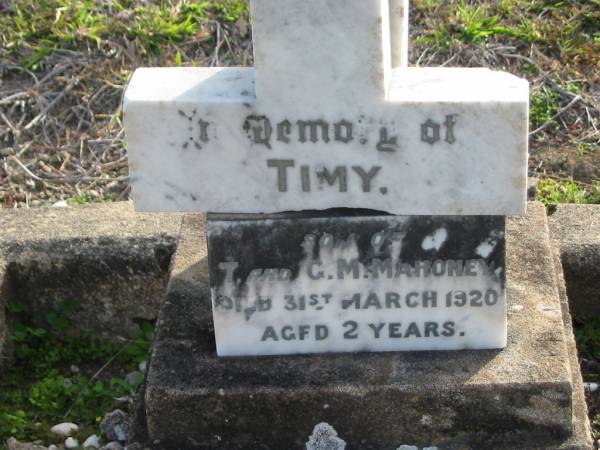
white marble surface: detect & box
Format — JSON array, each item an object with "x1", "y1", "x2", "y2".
[
  {"x1": 124, "y1": 0, "x2": 528, "y2": 215},
  {"x1": 208, "y1": 215, "x2": 507, "y2": 356}
]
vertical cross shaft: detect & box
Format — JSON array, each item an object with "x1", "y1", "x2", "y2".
[{"x1": 251, "y1": 0, "x2": 409, "y2": 107}]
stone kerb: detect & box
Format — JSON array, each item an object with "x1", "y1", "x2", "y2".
[
  {"x1": 0, "y1": 202, "x2": 184, "y2": 361},
  {"x1": 548, "y1": 203, "x2": 600, "y2": 321}
]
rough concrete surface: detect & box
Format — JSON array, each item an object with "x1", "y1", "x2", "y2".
[
  {"x1": 548, "y1": 204, "x2": 600, "y2": 321},
  {"x1": 0, "y1": 202, "x2": 183, "y2": 339},
  {"x1": 141, "y1": 202, "x2": 592, "y2": 450}
]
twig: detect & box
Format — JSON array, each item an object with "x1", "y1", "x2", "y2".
[
  {"x1": 0, "y1": 92, "x2": 30, "y2": 105},
  {"x1": 116, "y1": 184, "x2": 132, "y2": 201},
  {"x1": 10, "y1": 155, "x2": 128, "y2": 184},
  {"x1": 63, "y1": 340, "x2": 130, "y2": 419},
  {"x1": 33, "y1": 63, "x2": 71, "y2": 89},
  {"x1": 0, "y1": 111, "x2": 18, "y2": 137},
  {"x1": 529, "y1": 95, "x2": 582, "y2": 137},
  {"x1": 23, "y1": 77, "x2": 78, "y2": 131}
]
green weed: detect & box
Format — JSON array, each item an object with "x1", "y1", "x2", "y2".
[
  {"x1": 455, "y1": 1, "x2": 510, "y2": 44},
  {"x1": 530, "y1": 88, "x2": 560, "y2": 130},
  {"x1": 536, "y1": 178, "x2": 600, "y2": 207},
  {"x1": 577, "y1": 143, "x2": 596, "y2": 157},
  {"x1": 68, "y1": 193, "x2": 95, "y2": 205},
  {"x1": 1, "y1": 299, "x2": 155, "y2": 445}
]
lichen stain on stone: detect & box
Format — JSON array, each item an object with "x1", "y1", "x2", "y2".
[{"x1": 306, "y1": 422, "x2": 346, "y2": 450}]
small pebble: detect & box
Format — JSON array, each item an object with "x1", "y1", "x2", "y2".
[
  {"x1": 138, "y1": 360, "x2": 147, "y2": 372},
  {"x1": 50, "y1": 422, "x2": 79, "y2": 436},
  {"x1": 83, "y1": 434, "x2": 101, "y2": 448},
  {"x1": 584, "y1": 382, "x2": 598, "y2": 393},
  {"x1": 48, "y1": 446, "x2": 58, "y2": 450},
  {"x1": 423, "y1": 447, "x2": 439, "y2": 450},
  {"x1": 396, "y1": 446, "x2": 418, "y2": 450},
  {"x1": 70, "y1": 364, "x2": 80, "y2": 373},
  {"x1": 102, "y1": 442, "x2": 123, "y2": 450},
  {"x1": 53, "y1": 200, "x2": 69, "y2": 208},
  {"x1": 6, "y1": 438, "x2": 46, "y2": 450},
  {"x1": 65, "y1": 437, "x2": 79, "y2": 449},
  {"x1": 100, "y1": 409, "x2": 130, "y2": 442}
]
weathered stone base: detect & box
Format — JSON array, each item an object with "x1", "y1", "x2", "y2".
[
  {"x1": 141, "y1": 202, "x2": 592, "y2": 449},
  {"x1": 0, "y1": 202, "x2": 183, "y2": 339}
]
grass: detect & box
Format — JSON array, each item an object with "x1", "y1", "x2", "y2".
[
  {"x1": 0, "y1": 299, "x2": 154, "y2": 448},
  {"x1": 1, "y1": 0, "x2": 249, "y2": 69},
  {"x1": 415, "y1": 0, "x2": 600, "y2": 55}
]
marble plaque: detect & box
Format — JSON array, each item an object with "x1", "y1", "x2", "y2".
[
  {"x1": 124, "y1": 0, "x2": 529, "y2": 216},
  {"x1": 208, "y1": 214, "x2": 506, "y2": 356}
]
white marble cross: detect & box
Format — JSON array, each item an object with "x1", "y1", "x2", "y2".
[{"x1": 124, "y1": 0, "x2": 528, "y2": 215}]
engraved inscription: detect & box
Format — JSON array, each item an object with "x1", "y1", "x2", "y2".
[
  {"x1": 277, "y1": 120, "x2": 292, "y2": 143},
  {"x1": 298, "y1": 120, "x2": 330, "y2": 143},
  {"x1": 334, "y1": 120, "x2": 354, "y2": 143},
  {"x1": 210, "y1": 220, "x2": 506, "y2": 356},
  {"x1": 238, "y1": 114, "x2": 459, "y2": 150},
  {"x1": 244, "y1": 115, "x2": 273, "y2": 149},
  {"x1": 171, "y1": 111, "x2": 464, "y2": 198},
  {"x1": 421, "y1": 115, "x2": 457, "y2": 145},
  {"x1": 376, "y1": 127, "x2": 399, "y2": 152},
  {"x1": 267, "y1": 161, "x2": 382, "y2": 193},
  {"x1": 178, "y1": 109, "x2": 210, "y2": 150}
]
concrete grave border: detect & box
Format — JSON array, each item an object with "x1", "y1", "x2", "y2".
[
  {"x1": 139, "y1": 202, "x2": 593, "y2": 449},
  {"x1": 0, "y1": 202, "x2": 184, "y2": 370}
]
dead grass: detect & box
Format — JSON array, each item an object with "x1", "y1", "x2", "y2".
[
  {"x1": 0, "y1": 0, "x2": 598, "y2": 207},
  {"x1": 0, "y1": 0, "x2": 251, "y2": 207}
]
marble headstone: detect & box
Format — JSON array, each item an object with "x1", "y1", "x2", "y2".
[
  {"x1": 123, "y1": 0, "x2": 529, "y2": 216},
  {"x1": 208, "y1": 213, "x2": 506, "y2": 356},
  {"x1": 124, "y1": 0, "x2": 528, "y2": 356}
]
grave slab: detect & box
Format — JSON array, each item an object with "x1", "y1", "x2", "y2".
[
  {"x1": 141, "y1": 202, "x2": 591, "y2": 450},
  {"x1": 207, "y1": 214, "x2": 506, "y2": 356},
  {"x1": 548, "y1": 204, "x2": 600, "y2": 321},
  {"x1": 124, "y1": 0, "x2": 528, "y2": 216}
]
